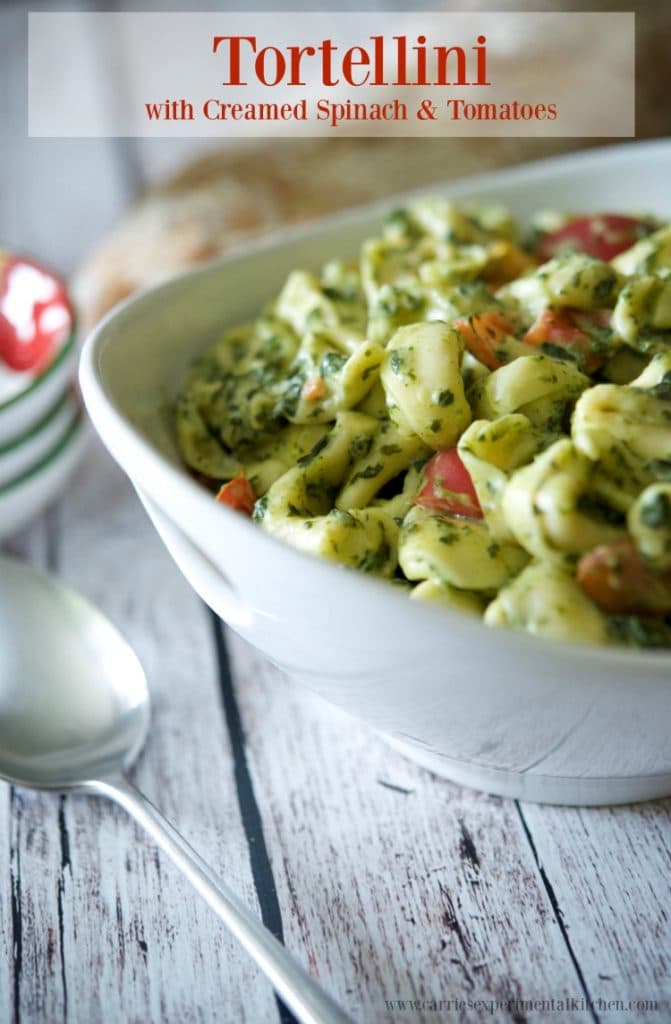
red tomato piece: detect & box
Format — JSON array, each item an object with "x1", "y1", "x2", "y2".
[
  {"x1": 303, "y1": 376, "x2": 326, "y2": 401},
  {"x1": 577, "y1": 538, "x2": 671, "y2": 616},
  {"x1": 0, "y1": 253, "x2": 73, "y2": 373},
  {"x1": 453, "y1": 311, "x2": 520, "y2": 370},
  {"x1": 415, "y1": 450, "x2": 483, "y2": 519},
  {"x1": 523, "y1": 307, "x2": 611, "y2": 374},
  {"x1": 216, "y1": 475, "x2": 256, "y2": 516},
  {"x1": 536, "y1": 214, "x2": 653, "y2": 263}
]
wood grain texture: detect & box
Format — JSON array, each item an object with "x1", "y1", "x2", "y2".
[
  {"x1": 520, "y1": 800, "x2": 671, "y2": 1022},
  {"x1": 45, "y1": 445, "x2": 279, "y2": 1023},
  {"x1": 0, "y1": 789, "x2": 13, "y2": 1020},
  {"x1": 228, "y1": 634, "x2": 592, "y2": 1024},
  {"x1": 1, "y1": 516, "x2": 69, "y2": 1024},
  {"x1": 0, "y1": 452, "x2": 280, "y2": 1022}
]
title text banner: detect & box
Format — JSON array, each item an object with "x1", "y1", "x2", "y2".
[{"x1": 28, "y1": 11, "x2": 635, "y2": 138}]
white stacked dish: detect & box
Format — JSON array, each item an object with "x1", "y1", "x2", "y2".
[{"x1": 0, "y1": 334, "x2": 87, "y2": 541}]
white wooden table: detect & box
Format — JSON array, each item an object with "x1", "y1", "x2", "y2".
[{"x1": 2, "y1": 4, "x2": 671, "y2": 1021}]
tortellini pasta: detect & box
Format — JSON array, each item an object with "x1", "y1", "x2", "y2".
[
  {"x1": 628, "y1": 483, "x2": 671, "y2": 571},
  {"x1": 176, "y1": 201, "x2": 671, "y2": 648},
  {"x1": 399, "y1": 505, "x2": 528, "y2": 591},
  {"x1": 458, "y1": 414, "x2": 554, "y2": 542},
  {"x1": 484, "y1": 561, "x2": 611, "y2": 645},
  {"x1": 472, "y1": 354, "x2": 589, "y2": 429},
  {"x1": 380, "y1": 322, "x2": 471, "y2": 448},
  {"x1": 502, "y1": 439, "x2": 625, "y2": 560}
]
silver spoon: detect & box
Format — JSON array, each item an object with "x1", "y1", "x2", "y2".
[{"x1": 0, "y1": 555, "x2": 350, "y2": 1024}]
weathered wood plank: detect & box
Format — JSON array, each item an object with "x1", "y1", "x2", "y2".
[
  {"x1": 3, "y1": 789, "x2": 68, "y2": 1024},
  {"x1": 520, "y1": 800, "x2": 671, "y2": 1023},
  {"x1": 45, "y1": 444, "x2": 278, "y2": 1023},
  {"x1": 0, "y1": 793, "x2": 12, "y2": 1020},
  {"x1": 227, "y1": 634, "x2": 592, "y2": 1024},
  {"x1": 1, "y1": 513, "x2": 68, "y2": 1024}
]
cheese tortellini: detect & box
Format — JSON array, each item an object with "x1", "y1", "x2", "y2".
[
  {"x1": 176, "y1": 201, "x2": 671, "y2": 649},
  {"x1": 380, "y1": 321, "x2": 471, "y2": 448}
]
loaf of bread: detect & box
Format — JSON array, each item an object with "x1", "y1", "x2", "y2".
[{"x1": 73, "y1": 138, "x2": 593, "y2": 335}]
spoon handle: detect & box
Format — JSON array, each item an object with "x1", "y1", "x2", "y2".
[{"x1": 90, "y1": 775, "x2": 352, "y2": 1024}]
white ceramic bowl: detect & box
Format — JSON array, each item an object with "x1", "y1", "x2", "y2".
[
  {"x1": 0, "y1": 335, "x2": 78, "y2": 443},
  {"x1": 0, "y1": 390, "x2": 80, "y2": 488},
  {"x1": 80, "y1": 140, "x2": 671, "y2": 806}
]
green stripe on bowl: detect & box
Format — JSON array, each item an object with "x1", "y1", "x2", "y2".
[
  {"x1": 0, "y1": 323, "x2": 77, "y2": 414},
  {"x1": 0, "y1": 412, "x2": 85, "y2": 497},
  {"x1": 0, "y1": 388, "x2": 77, "y2": 456}
]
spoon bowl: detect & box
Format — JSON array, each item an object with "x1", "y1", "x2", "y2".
[
  {"x1": 0, "y1": 555, "x2": 349, "y2": 1024},
  {"x1": 0, "y1": 556, "x2": 149, "y2": 789}
]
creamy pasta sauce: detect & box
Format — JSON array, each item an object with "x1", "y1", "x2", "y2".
[{"x1": 176, "y1": 202, "x2": 671, "y2": 648}]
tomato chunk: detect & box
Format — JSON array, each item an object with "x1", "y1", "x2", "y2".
[
  {"x1": 482, "y1": 241, "x2": 538, "y2": 285},
  {"x1": 303, "y1": 376, "x2": 326, "y2": 401},
  {"x1": 415, "y1": 450, "x2": 483, "y2": 519},
  {"x1": 453, "y1": 311, "x2": 521, "y2": 370},
  {"x1": 523, "y1": 307, "x2": 610, "y2": 374},
  {"x1": 0, "y1": 253, "x2": 72, "y2": 372},
  {"x1": 216, "y1": 475, "x2": 256, "y2": 516},
  {"x1": 577, "y1": 538, "x2": 671, "y2": 616},
  {"x1": 536, "y1": 215, "x2": 653, "y2": 263}
]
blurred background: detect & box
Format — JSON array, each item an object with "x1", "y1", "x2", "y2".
[{"x1": 1, "y1": 0, "x2": 670, "y2": 332}]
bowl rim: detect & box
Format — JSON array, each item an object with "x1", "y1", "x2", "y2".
[{"x1": 80, "y1": 138, "x2": 671, "y2": 670}]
